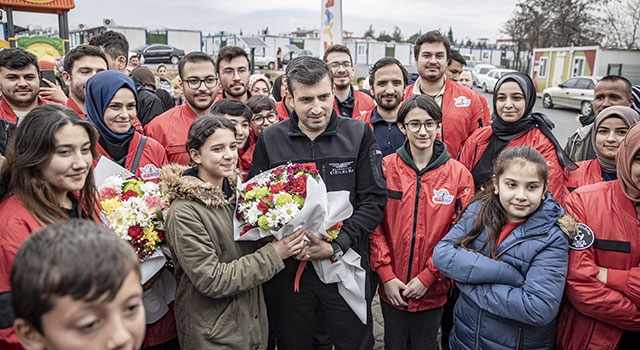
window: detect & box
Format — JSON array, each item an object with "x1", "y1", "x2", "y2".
[
  {"x1": 538, "y1": 57, "x2": 548, "y2": 78},
  {"x1": 573, "y1": 57, "x2": 585, "y2": 77},
  {"x1": 575, "y1": 78, "x2": 594, "y2": 90},
  {"x1": 562, "y1": 78, "x2": 579, "y2": 88}
]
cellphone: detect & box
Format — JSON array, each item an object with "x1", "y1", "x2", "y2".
[{"x1": 39, "y1": 70, "x2": 56, "y2": 88}]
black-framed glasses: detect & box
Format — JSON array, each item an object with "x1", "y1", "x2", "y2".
[
  {"x1": 328, "y1": 61, "x2": 352, "y2": 70},
  {"x1": 185, "y1": 76, "x2": 218, "y2": 89},
  {"x1": 404, "y1": 120, "x2": 438, "y2": 132},
  {"x1": 252, "y1": 112, "x2": 278, "y2": 125}
]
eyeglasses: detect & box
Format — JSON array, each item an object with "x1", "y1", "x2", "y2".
[
  {"x1": 328, "y1": 61, "x2": 352, "y2": 70},
  {"x1": 252, "y1": 112, "x2": 278, "y2": 125},
  {"x1": 221, "y1": 67, "x2": 250, "y2": 77},
  {"x1": 404, "y1": 120, "x2": 438, "y2": 132},
  {"x1": 185, "y1": 76, "x2": 218, "y2": 89}
]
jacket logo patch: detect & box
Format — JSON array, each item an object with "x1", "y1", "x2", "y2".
[
  {"x1": 139, "y1": 164, "x2": 161, "y2": 180},
  {"x1": 358, "y1": 109, "x2": 368, "y2": 116},
  {"x1": 570, "y1": 223, "x2": 594, "y2": 250},
  {"x1": 454, "y1": 96, "x2": 471, "y2": 107},
  {"x1": 329, "y1": 161, "x2": 354, "y2": 176},
  {"x1": 432, "y1": 189, "x2": 454, "y2": 205}
]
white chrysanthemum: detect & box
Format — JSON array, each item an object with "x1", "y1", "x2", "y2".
[
  {"x1": 265, "y1": 210, "x2": 282, "y2": 229},
  {"x1": 140, "y1": 182, "x2": 160, "y2": 197},
  {"x1": 275, "y1": 201, "x2": 300, "y2": 223},
  {"x1": 100, "y1": 176, "x2": 125, "y2": 193},
  {"x1": 245, "y1": 206, "x2": 263, "y2": 225}
]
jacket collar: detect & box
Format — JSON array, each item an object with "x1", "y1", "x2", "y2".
[
  {"x1": 397, "y1": 139, "x2": 450, "y2": 175},
  {"x1": 159, "y1": 164, "x2": 237, "y2": 208}
]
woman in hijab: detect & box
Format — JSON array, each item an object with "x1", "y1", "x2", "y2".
[
  {"x1": 458, "y1": 72, "x2": 576, "y2": 201},
  {"x1": 85, "y1": 70, "x2": 168, "y2": 182},
  {"x1": 567, "y1": 106, "x2": 640, "y2": 191},
  {"x1": 556, "y1": 122, "x2": 640, "y2": 350}
]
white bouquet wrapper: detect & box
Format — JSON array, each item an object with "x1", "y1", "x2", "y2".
[{"x1": 234, "y1": 170, "x2": 367, "y2": 324}]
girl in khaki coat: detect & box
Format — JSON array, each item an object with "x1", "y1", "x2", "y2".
[{"x1": 160, "y1": 114, "x2": 304, "y2": 349}]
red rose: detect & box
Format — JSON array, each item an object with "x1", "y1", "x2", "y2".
[
  {"x1": 128, "y1": 225, "x2": 144, "y2": 241},
  {"x1": 121, "y1": 190, "x2": 139, "y2": 201},
  {"x1": 291, "y1": 177, "x2": 306, "y2": 195},
  {"x1": 270, "y1": 183, "x2": 285, "y2": 193},
  {"x1": 257, "y1": 200, "x2": 270, "y2": 213},
  {"x1": 240, "y1": 226, "x2": 253, "y2": 237},
  {"x1": 246, "y1": 183, "x2": 258, "y2": 191}
]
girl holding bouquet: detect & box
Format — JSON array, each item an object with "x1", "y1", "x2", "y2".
[
  {"x1": 85, "y1": 70, "x2": 168, "y2": 182},
  {"x1": 160, "y1": 114, "x2": 306, "y2": 349},
  {"x1": 433, "y1": 146, "x2": 575, "y2": 349},
  {"x1": 0, "y1": 104, "x2": 99, "y2": 348},
  {"x1": 369, "y1": 95, "x2": 474, "y2": 349}
]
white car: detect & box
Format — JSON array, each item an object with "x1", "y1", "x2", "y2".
[
  {"x1": 481, "y1": 68, "x2": 518, "y2": 93},
  {"x1": 473, "y1": 64, "x2": 497, "y2": 88},
  {"x1": 542, "y1": 76, "x2": 600, "y2": 116},
  {"x1": 252, "y1": 54, "x2": 276, "y2": 70}
]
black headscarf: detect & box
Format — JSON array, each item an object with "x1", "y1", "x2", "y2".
[
  {"x1": 471, "y1": 72, "x2": 577, "y2": 188},
  {"x1": 272, "y1": 75, "x2": 284, "y2": 102}
]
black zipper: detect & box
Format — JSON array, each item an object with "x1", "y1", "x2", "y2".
[
  {"x1": 475, "y1": 309, "x2": 483, "y2": 350},
  {"x1": 404, "y1": 174, "x2": 422, "y2": 310},
  {"x1": 517, "y1": 327, "x2": 524, "y2": 350}
]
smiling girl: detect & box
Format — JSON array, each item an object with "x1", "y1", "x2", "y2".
[{"x1": 433, "y1": 145, "x2": 576, "y2": 350}]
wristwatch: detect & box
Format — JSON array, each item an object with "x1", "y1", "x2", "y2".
[{"x1": 330, "y1": 242, "x2": 344, "y2": 260}]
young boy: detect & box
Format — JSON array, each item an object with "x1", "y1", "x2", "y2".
[
  {"x1": 241, "y1": 95, "x2": 278, "y2": 172},
  {"x1": 369, "y1": 94, "x2": 474, "y2": 349},
  {"x1": 11, "y1": 219, "x2": 146, "y2": 350}
]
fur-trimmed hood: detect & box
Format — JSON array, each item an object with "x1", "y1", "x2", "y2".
[{"x1": 159, "y1": 163, "x2": 237, "y2": 208}]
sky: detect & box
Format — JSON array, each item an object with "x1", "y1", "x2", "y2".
[{"x1": 12, "y1": 0, "x2": 521, "y2": 43}]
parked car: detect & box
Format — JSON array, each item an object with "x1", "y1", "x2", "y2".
[
  {"x1": 135, "y1": 44, "x2": 185, "y2": 64},
  {"x1": 252, "y1": 54, "x2": 276, "y2": 70},
  {"x1": 283, "y1": 49, "x2": 314, "y2": 64},
  {"x1": 480, "y1": 68, "x2": 518, "y2": 93},
  {"x1": 542, "y1": 76, "x2": 600, "y2": 116},
  {"x1": 473, "y1": 64, "x2": 497, "y2": 88}
]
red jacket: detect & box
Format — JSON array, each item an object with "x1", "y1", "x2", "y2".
[
  {"x1": 144, "y1": 104, "x2": 197, "y2": 165},
  {"x1": 96, "y1": 132, "x2": 168, "y2": 182},
  {"x1": 0, "y1": 96, "x2": 54, "y2": 124},
  {"x1": 370, "y1": 145, "x2": 474, "y2": 312},
  {"x1": 275, "y1": 100, "x2": 290, "y2": 120},
  {"x1": 458, "y1": 126, "x2": 568, "y2": 201},
  {"x1": 0, "y1": 196, "x2": 42, "y2": 349},
  {"x1": 333, "y1": 88, "x2": 375, "y2": 119},
  {"x1": 556, "y1": 181, "x2": 640, "y2": 350},
  {"x1": 566, "y1": 159, "x2": 604, "y2": 192},
  {"x1": 404, "y1": 77, "x2": 489, "y2": 158}
]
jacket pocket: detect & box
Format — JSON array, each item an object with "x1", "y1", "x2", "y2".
[{"x1": 205, "y1": 297, "x2": 240, "y2": 344}]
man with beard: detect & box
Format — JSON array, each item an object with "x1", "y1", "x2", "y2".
[
  {"x1": 356, "y1": 57, "x2": 408, "y2": 156},
  {"x1": 323, "y1": 45, "x2": 374, "y2": 119},
  {"x1": 145, "y1": 52, "x2": 219, "y2": 165},
  {"x1": 215, "y1": 46, "x2": 252, "y2": 103},
  {"x1": 62, "y1": 45, "x2": 109, "y2": 119},
  {"x1": 404, "y1": 31, "x2": 489, "y2": 158},
  {"x1": 0, "y1": 48, "x2": 54, "y2": 124}
]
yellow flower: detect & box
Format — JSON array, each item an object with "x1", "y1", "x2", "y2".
[
  {"x1": 255, "y1": 187, "x2": 269, "y2": 199},
  {"x1": 101, "y1": 198, "x2": 122, "y2": 213},
  {"x1": 258, "y1": 215, "x2": 270, "y2": 230},
  {"x1": 142, "y1": 228, "x2": 160, "y2": 250},
  {"x1": 293, "y1": 195, "x2": 305, "y2": 208},
  {"x1": 275, "y1": 193, "x2": 293, "y2": 206}
]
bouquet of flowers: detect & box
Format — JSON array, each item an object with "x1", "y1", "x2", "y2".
[
  {"x1": 234, "y1": 162, "x2": 368, "y2": 324},
  {"x1": 98, "y1": 176, "x2": 169, "y2": 260}
]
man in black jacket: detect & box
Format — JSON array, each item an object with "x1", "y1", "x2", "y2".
[{"x1": 248, "y1": 56, "x2": 387, "y2": 350}]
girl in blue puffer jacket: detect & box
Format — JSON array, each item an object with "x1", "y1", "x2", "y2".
[{"x1": 433, "y1": 146, "x2": 576, "y2": 350}]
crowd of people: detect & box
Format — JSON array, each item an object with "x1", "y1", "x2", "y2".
[{"x1": 0, "y1": 28, "x2": 639, "y2": 350}]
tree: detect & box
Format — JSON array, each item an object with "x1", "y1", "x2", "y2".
[
  {"x1": 598, "y1": 0, "x2": 640, "y2": 49},
  {"x1": 377, "y1": 31, "x2": 393, "y2": 42},
  {"x1": 407, "y1": 30, "x2": 422, "y2": 44},
  {"x1": 364, "y1": 24, "x2": 375, "y2": 39},
  {"x1": 447, "y1": 27, "x2": 455, "y2": 45},
  {"x1": 391, "y1": 26, "x2": 403, "y2": 42}
]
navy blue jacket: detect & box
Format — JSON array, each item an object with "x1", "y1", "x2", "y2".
[{"x1": 433, "y1": 194, "x2": 570, "y2": 350}]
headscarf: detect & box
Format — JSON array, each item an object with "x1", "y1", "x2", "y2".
[
  {"x1": 471, "y1": 72, "x2": 577, "y2": 188},
  {"x1": 616, "y1": 122, "x2": 640, "y2": 203},
  {"x1": 85, "y1": 70, "x2": 138, "y2": 146},
  {"x1": 272, "y1": 75, "x2": 284, "y2": 102},
  {"x1": 591, "y1": 106, "x2": 640, "y2": 173}
]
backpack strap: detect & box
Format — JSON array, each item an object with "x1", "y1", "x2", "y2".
[{"x1": 130, "y1": 136, "x2": 147, "y2": 173}]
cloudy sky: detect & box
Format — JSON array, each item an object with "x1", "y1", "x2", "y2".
[{"x1": 13, "y1": 0, "x2": 520, "y2": 42}]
